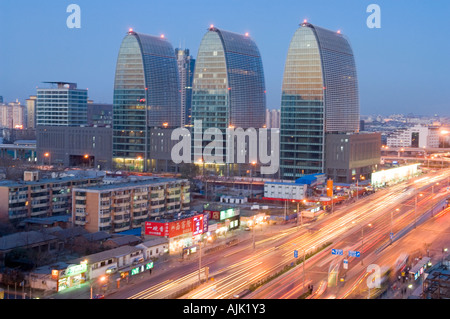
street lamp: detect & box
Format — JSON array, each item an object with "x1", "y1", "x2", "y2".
[
  {"x1": 250, "y1": 161, "x2": 256, "y2": 200},
  {"x1": 90, "y1": 275, "x2": 106, "y2": 299},
  {"x1": 415, "y1": 193, "x2": 423, "y2": 228},
  {"x1": 353, "y1": 221, "x2": 372, "y2": 265},
  {"x1": 390, "y1": 208, "x2": 400, "y2": 244},
  {"x1": 302, "y1": 246, "x2": 315, "y2": 293}
]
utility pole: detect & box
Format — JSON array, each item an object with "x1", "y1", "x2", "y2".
[{"x1": 198, "y1": 241, "x2": 202, "y2": 284}]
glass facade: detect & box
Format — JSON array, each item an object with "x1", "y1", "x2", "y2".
[
  {"x1": 113, "y1": 30, "x2": 180, "y2": 172},
  {"x1": 191, "y1": 27, "x2": 266, "y2": 163},
  {"x1": 280, "y1": 23, "x2": 359, "y2": 180},
  {"x1": 176, "y1": 48, "x2": 195, "y2": 127},
  {"x1": 36, "y1": 84, "x2": 87, "y2": 127}
]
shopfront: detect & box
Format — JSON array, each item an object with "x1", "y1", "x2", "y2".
[{"x1": 54, "y1": 262, "x2": 88, "y2": 292}]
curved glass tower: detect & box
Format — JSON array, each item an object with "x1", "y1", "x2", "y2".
[
  {"x1": 191, "y1": 26, "x2": 266, "y2": 131},
  {"x1": 280, "y1": 22, "x2": 359, "y2": 179},
  {"x1": 113, "y1": 30, "x2": 180, "y2": 171}
]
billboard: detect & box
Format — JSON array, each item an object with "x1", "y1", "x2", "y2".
[
  {"x1": 371, "y1": 163, "x2": 420, "y2": 187},
  {"x1": 145, "y1": 221, "x2": 169, "y2": 237},
  {"x1": 145, "y1": 214, "x2": 207, "y2": 237},
  {"x1": 192, "y1": 215, "x2": 204, "y2": 236}
]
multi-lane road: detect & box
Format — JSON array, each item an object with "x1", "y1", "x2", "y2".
[{"x1": 108, "y1": 168, "x2": 450, "y2": 299}]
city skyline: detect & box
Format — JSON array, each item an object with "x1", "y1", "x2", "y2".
[{"x1": 1, "y1": 1, "x2": 450, "y2": 116}]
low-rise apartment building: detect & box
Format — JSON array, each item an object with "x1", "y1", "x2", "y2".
[
  {"x1": 0, "y1": 171, "x2": 104, "y2": 224},
  {"x1": 72, "y1": 177, "x2": 190, "y2": 234}
]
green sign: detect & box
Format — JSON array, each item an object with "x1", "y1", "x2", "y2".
[
  {"x1": 66, "y1": 263, "x2": 87, "y2": 277},
  {"x1": 145, "y1": 262, "x2": 154, "y2": 270},
  {"x1": 131, "y1": 262, "x2": 153, "y2": 276},
  {"x1": 220, "y1": 208, "x2": 236, "y2": 220},
  {"x1": 131, "y1": 267, "x2": 141, "y2": 276}
]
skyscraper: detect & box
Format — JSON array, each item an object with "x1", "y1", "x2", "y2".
[
  {"x1": 191, "y1": 26, "x2": 266, "y2": 164},
  {"x1": 113, "y1": 29, "x2": 180, "y2": 172},
  {"x1": 36, "y1": 82, "x2": 88, "y2": 127},
  {"x1": 26, "y1": 95, "x2": 37, "y2": 129},
  {"x1": 280, "y1": 21, "x2": 360, "y2": 180},
  {"x1": 176, "y1": 48, "x2": 195, "y2": 127}
]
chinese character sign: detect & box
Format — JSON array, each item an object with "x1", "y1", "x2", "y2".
[{"x1": 145, "y1": 221, "x2": 169, "y2": 236}]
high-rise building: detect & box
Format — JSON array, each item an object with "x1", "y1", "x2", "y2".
[
  {"x1": 36, "y1": 82, "x2": 88, "y2": 127},
  {"x1": 266, "y1": 109, "x2": 281, "y2": 129},
  {"x1": 113, "y1": 29, "x2": 180, "y2": 172},
  {"x1": 26, "y1": 95, "x2": 37, "y2": 129},
  {"x1": 192, "y1": 26, "x2": 266, "y2": 131},
  {"x1": 176, "y1": 48, "x2": 195, "y2": 127},
  {"x1": 280, "y1": 22, "x2": 360, "y2": 180},
  {"x1": 191, "y1": 26, "x2": 266, "y2": 166}
]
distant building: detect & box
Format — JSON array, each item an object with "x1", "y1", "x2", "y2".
[
  {"x1": 26, "y1": 95, "x2": 37, "y2": 129},
  {"x1": 72, "y1": 177, "x2": 190, "y2": 234},
  {"x1": 36, "y1": 126, "x2": 113, "y2": 170},
  {"x1": 36, "y1": 82, "x2": 88, "y2": 127},
  {"x1": 266, "y1": 109, "x2": 280, "y2": 129},
  {"x1": 0, "y1": 101, "x2": 25, "y2": 129},
  {"x1": 386, "y1": 125, "x2": 440, "y2": 148},
  {"x1": 176, "y1": 48, "x2": 195, "y2": 127}
]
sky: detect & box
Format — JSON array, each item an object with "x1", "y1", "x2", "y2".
[{"x1": 0, "y1": 0, "x2": 449, "y2": 116}]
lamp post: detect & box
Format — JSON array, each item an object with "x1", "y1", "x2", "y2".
[
  {"x1": 250, "y1": 161, "x2": 256, "y2": 200},
  {"x1": 390, "y1": 208, "x2": 400, "y2": 244},
  {"x1": 353, "y1": 221, "x2": 372, "y2": 265},
  {"x1": 90, "y1": 275, "x2": 106, "y2": 299},
  {"x1": 302, "y1": 246, "x2": 315, "y2": 293},
  {"x1": 198, "y1": 240, "x2": 203, "y2": 284},
  {"x1": 414, "y1": 193, "x2": 423, "y2": 228}
]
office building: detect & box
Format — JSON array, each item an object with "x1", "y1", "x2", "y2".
[
  {"x1": 36, "y1": 126, "x2": 113, "y2": 170},
  {"x1": 192, "y1": 26, "x2": 266, "y2": 131},
  {"x1": 176, "y1": 48, "x2": 195, "y2": 127},
  {"x1": 73, "y1": 177, "x2": 190, "y2": 234},
  {"x1": 280, "y1": 21, "x2": 360, "y2": 180},
  {"x1": 113, "y1": 29, "x2": 180, "y2": 172},
  {"x1": 386, "y1": 125, "x2": 440, "y2": 148},
  {"x1": 191, "y1": 26, "x2": 266, "y2": 173},
  {"x1": 36, "y1": 82, "x2": 88, "y2": 127}
]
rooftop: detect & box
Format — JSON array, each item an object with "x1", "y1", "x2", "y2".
[
  {"x1": 73, "y1": 177, "x2": 187, "y2": 192},
  {"x1": 69, "y1": 245, "x2": 143, "y2": 265}
]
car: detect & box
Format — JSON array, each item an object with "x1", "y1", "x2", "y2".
[
  {"x1": 244, "y1": 227, "x2": 251, "y2": 231},
  {"x1": 106, "y1": 265, "x2": 118, "y2": 274},
  {"x1": 93, "y1": 294, "x2": 104, "y2": 299},
  {"x1": 232, "y1": 289, "x2": 251, "y2": 299}
]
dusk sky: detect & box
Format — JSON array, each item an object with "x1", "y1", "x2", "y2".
[{"x1": 0, "y1": 0, "x2": 449, "y2": 116}]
